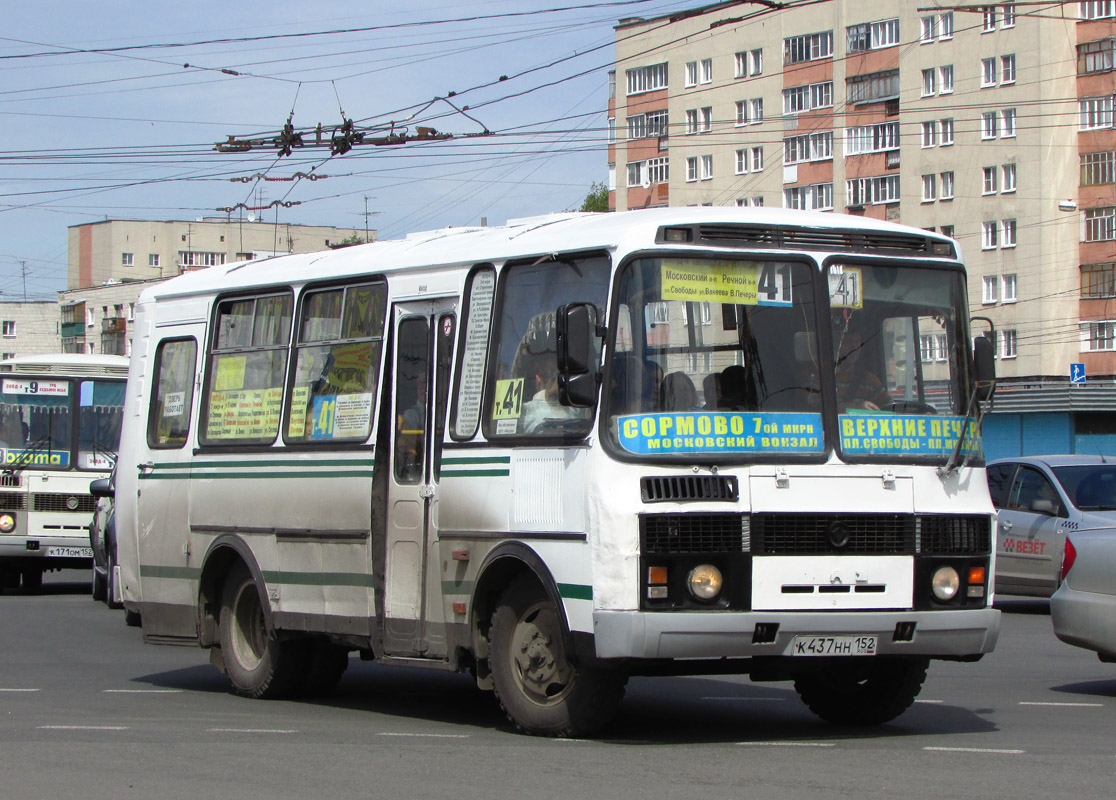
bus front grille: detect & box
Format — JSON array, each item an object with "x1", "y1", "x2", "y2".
[
  {"x1": 918, "y1": 515, "x2": 991, "y2": 555},
  {"x1": 752, "y1": 514, "x2": 914, "y2": 555},
  {"x1": 641, "y1": 475, "x2": 739, "y2": 503},
  {"x1": 33, "y1": 493, "x2": 96, "y2": 514},
  {"x1": 641, "y1": 513, "x2": 749, "y2": 554},
  {"x1": 0, "y1": 491, "x2": 26, "y2": 510}
]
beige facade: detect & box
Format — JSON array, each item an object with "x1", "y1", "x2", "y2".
[
  {"x1": 57, "y1": 279, "x2": 167, "y2": 357},
  {"x1": 610, "y1": 1, "x2": 1116, "y2": 388},
  {"x1": 0, "y1": 302, "x2": 60, "y2": 360},
  {"x1": 67, "y1": 218, "x2": 373, "y2": 289}
]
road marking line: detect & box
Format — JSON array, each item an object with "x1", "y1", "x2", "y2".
[
  {"x1": 737, "y1": 742, "x2": 836, "y2": 748},
  {"x1": 207, "y1": 728, "x2": 299, "y2": 734},
  {"x1": 0, "y1": 688, "x2": 41, "y2": 692},
  {"x1": 703, "y1": 696, "x2": 786, "y2": 702},
  {"x1": 38, "y1": 725, "x2": 129, "y2": 731},
  {"x1": 924, "y1": 746, "x2": 1024, "y2": 754},
  {"x1": 377, "y1": 732, "x2": 470, "y2": 739},
  {"x1": 915, "y1": 699, "x2": 944, "y2": 704},
  {"x1": 1019, "y1": 701, "x2": 1103, "y2": 707},
  {"x1": 103, "y1": 689, "x2": 183, "y2": 694}
]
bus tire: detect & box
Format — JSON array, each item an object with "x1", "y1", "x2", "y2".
[
  {"x1": 489, "y1": 575, "x2": 624, "y2": 737},
  {"x1": 793, "y1": 657, "x2": 928, "y2": 725},
  {"x1": 218, "y1": 563, "x2": 306, "y2": 699},
  {"x1": 299, "y1": 639, "x2": 349, "y2": 697},
  {"x1": 20, "y1": 566, "x2": 43, "y2": 593}
]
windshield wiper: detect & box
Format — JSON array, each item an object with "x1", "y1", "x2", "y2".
[
  {"x1": 3, "y1": 434, "x2": 55, "y2": 478},
  {"x1": 937, "y1": 386, "x2": 987, "y2": 479}
]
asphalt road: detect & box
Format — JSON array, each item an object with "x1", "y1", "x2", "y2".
[{"x1": 2, "y1": 572, "x2": 1115, "y2": 800}]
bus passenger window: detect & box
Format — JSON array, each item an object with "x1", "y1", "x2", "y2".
[
  {"x1": 395, "y1": 317, "x2": 429, "y2": 484},
  {"x1": 148, "y1": 339, "x2": 198, "y2": 449}
]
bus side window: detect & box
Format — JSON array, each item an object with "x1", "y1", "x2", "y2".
[{"x1": 148, "y1": 339, "x2": 198, "y2": 449}]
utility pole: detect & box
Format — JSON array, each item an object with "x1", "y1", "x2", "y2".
[
  {"x1": 363, "y1": 197, "x2": 371, "y2": 243},
  {"x1": 20, "y1": 261, "x2": 27, "y2": 301}
]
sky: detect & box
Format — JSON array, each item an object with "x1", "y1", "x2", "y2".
[{"x1": 0, "y1": 0, "x2": 701, "y2": 300}]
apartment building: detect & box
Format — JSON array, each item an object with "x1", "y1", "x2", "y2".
[
  {"x1": 67, "y1": 218, "x2": 373, "y2": 289},
  {"x1": 0, "y1": 302, "x2": 61, "y2": 360},
  {"x1": 609, "y1": 1, "x2": 1116, "y2": 457}
]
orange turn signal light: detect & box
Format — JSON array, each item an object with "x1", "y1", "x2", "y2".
[
  {"x1": 648, "y1": 566, "x2": 668, "y2": 585},
  {"x1": 968, "y1": 566, "x2": 986, "y2": 585}
]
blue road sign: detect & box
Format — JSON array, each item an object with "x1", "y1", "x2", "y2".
[{"x1": 1071, "y1": 363, "x2": 1086, "y2": 384}]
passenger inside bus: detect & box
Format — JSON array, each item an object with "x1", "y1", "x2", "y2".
[{"x1": 834, "y1": 331, "x2": 891, "y2": 412}]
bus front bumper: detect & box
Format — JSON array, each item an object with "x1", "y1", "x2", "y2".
[{"x1": 592, "y1": 607, "x2": 1001, "y2": 660}]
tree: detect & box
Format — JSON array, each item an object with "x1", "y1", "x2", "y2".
[{"x1": 578, "y1": 182, "x2": 610, "y2": 213}]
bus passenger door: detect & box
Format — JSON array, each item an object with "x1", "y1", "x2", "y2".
[{"x1": 384, "y1": 299, "x2": 456, "y2": 657}]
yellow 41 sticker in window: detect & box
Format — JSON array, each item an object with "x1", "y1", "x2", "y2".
[
  {"x1": 492, "y1": 378, "x2": 525, "y2": 419},
  {"x1": 660, "y1": 259, "x2": 792, "y2": 306}
]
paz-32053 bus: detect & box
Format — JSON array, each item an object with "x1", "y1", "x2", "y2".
[{"x1": 114, "y1": 207, "x2": 999, "y2": 736}]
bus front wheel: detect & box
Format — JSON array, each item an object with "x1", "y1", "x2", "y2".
[
  {"x1": 218, "y1": 563, "x2": 306, "y2": 699},
  {"x1": 793, "y1": 657, "x2": 928, "y2": 725},
  {"x1": 489, "y1": 576, "x2": 624, "y2": 737}
]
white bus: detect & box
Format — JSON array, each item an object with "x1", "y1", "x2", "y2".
[
  {"x1": 0, "y1": 354, "x2": 129, "y2": 592},
  {"x1": 114, "y1": 207, "x2": 999, "y2": 736}
]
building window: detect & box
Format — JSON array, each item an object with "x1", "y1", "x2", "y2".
[
  {"x1": 736, "y1": 196, "x2": 765, "y2": 208},
  {"x1": 981, "y1": 58, "x2": 997, "y2": 87},
  {"x1": 1, "y1": 321, "x2": 14, "y2": 337},
  {"x1": 1002, "y1": 163, "x2": 1017, "y2": 192},
  {"x1": 1080, "y1": 96, "x2": 1115, "y2": 130},
  {"x1": 686, "y1": 157, "x2": 698, "y2": 182},
  {"x1": 983, "y1": 221, "x2": 1000, "y2": 250},
  {"x1": 685, "y1": 60, "x2": 698, "y2": 87},
  {"x1": 148, "y1": 253, "x2": 160, "y2": 268},
  {"x1": 750, "y1": 98, "x2": 764, "y2": 123},
  {"x1": 647, "y1": 157, "x2": 668, "y2": 184},
  {"x1": 1003, "y1": 4, "x2": 1016, "y2": 26},
  {"x1": 1085, "y1": 321, "x2": 1116, "y2": 352},
  {"x1": 179, "y1": 251, "x2": 227, "y2": 268},
  {"x1": 847, "y1": 69, "x2": 899, "y2": 104},
  {"x1": 700, "y1": 58, "x2": 712, "y2": 84},
  {"x1": 685, "y1": 109, "x2": 698, "y2": 134},
  {"x1": 941, "y1": 12, "x2": 954, "y2": 38},
  {"x1": 920, "y1": 15, "x2": 938, "y2": 43},
  {"x1": 783, "y1": 82, "x2": 833, "y2": 114},
  {"x1": 983, "y1": 6, "x2": 997, "y2": 31},
  {"x1": 1003, "y1": 274, "x2": 1018, "y2": 303},
  {"x1": 1082, "y1": 263, "x2": 1116, "y2": 297},
  {"x1": 922, "y1": 174, "x2": 938, "y2": 202},
  {"x1": 920, "y1": 334, "x2": 948, "y2": 363},
  {"x1": 846, "y1": 175, "x2": 900, "y2": 206},
  {"x1": 626, "y1": 63, "x2": 668, "y2": 95},
  {"x1": 1001, "y1": 55, "x2": 1016, "y2": 84},
  {"x1": 941, "y1": 171, "x2": 955, "y2": 200},
  {"x1": 982, "y1": 111, "x2": 999, "y2": 140},
  {"x1": 922, "y1": 121, "x2": 938, "y2": 148},
  {"x1": 784, "y1": 30, "x2": 833, "y2": 65},
  {"x1": 921, "y1": 68, "x2": 937, "y2": 97},
  {"x1": 627, "y1": 115, "x2": 646, "y2": 140},
  {"x1": 1001, "y1": 108, "x2": 1017, "y2": 137},
  {"x1": 1085, "y1": 207, "x2": 1116, "y2": 242},
  {"x1": 942, "y1": 224, "x2": 956, "y2": 238},
  {"x1": 845, "y1": 122, "x2": 899, "y2": 154},
  {"x1": 1003, "y1": 218, "x2": 1018, "y2": 247},
  {"x1": 941, "y1": 118, "x2": 955, "y2": 145},
  {"x1": 784, "y1": 131, "x2": 833, "y2": 164},
  {"x1": 627, "y1": 161, "x2": 645, "y2": 188},
  {"x1": 1081, "y1": 2, "x2": 1116, "y2": 21},
  {"x1": 847, "y1": 19, "x2": 899, "y2": 53},
  {"x1": 736, "y1": 101, "x2": 748, "y2": 126},
  {"x1": 749, "y1": 49, "x2": 763, "y2": 75},
  {"x1": 1078, "y1": 39, "x2": 1115, "y2": 75},
  {"x1": 121, "y1": 252, "x2": 134, "y2": 267},
  {"x1": 700, "y1": 106, "x2": 712, "y2": 132},
  {"x1": 784, "y1": 183, "x2": 833, "y2": 211},
  {"x1": 646, "y1": 110, "x2": 668, "y2": 137},
  {"x1": 736, "y1": 148, "x2": 765, "y2": 175},
  {"x1": 1081, "y1": 151, "x2": 1116, "y2": 186},
  {"x1": 1000, "y1": 329, "x2": 1017, "y2": 359},
  {"x1": 700, "y1": 154, "x2": 713, "y2": 180},
  {"x1": 983, "y1": 275, "x2": 999, "y2": 303},
  {"x1": 983, "y1": 167, "x2": 999, "y2": 195},
  {"x1": 751, "y1": 146, "x2": 764, "y2": 171},
  {"x1": 940, "y1": 65, "x2": 954, "y2": 94}
]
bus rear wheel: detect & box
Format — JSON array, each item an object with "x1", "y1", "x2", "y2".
[
  {"x1": 489, "y1": 576, "x2": 624, "y2": 737},
  {"x1": 218, "y1": 563, "x2": 306, "y2": 699},
  {"x1": 793, "y1": 657, "x2": 928, "y2": 725}
]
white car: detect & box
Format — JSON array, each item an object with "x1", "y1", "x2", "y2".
[{"x1": 1051, "y1": 528, "x2": 1116, "y2": 663}]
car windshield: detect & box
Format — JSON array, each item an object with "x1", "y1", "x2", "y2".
[
  {"x1": 603, "y1": 256, "x2": 978, "y2": 463},
  {"x1": 1053, "y1": 465, "x2": 1116, "y2": 511}
]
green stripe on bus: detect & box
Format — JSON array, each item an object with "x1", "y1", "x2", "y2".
[
  {"x1": 558, "y1": 583, "x2": 592, "y2": 601},
  {"x1": 151, "y1": 459, "x2": 377, "y2": 470},
  {"x1": 139, "y1": 470, "x2": 375, "y2": 481},
  {"x1": 440, "y1": 469, "x2": 510, "y2": 478},
  {"x1": 440, "y1": 456, "x2": 511, "y2": 465},
  {"x1": 140, "y1": 565, "x2": 201, "y2": 580}
]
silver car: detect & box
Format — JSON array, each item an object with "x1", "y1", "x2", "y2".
[
  {"x1": 1051, "y1": 528, "x2": 1116, "y2": 663},
  {"x1": 988, "y1": 455, "x2": 1116, "y2": 597}
]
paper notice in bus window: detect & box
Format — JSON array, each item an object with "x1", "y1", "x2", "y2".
[
  {"x1": 492, "y1": 378, "x2": 525, "y2": 420},
  {"x1": 215, "y1": 356, "x2": 247, "y2": 391},
  {"x1": 660, "y1": 260, "x2": 792, "y2": 307},
  {"x1": 828, "y1": 267, "x2": 863, "y2": 309},
  {"x1": 163, "y1": 391, "x2": 185, "y2": 418},
  {"x1": 288, "y1": 385, "x2": 310, "y2": 437}
]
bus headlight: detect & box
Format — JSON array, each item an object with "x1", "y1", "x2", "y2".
[
  {"x1": 687, "y1": 564, "x2": 723, "y2": 601},
  {"x1": 931, "y1": 566, "x2": 960, "y2": 601},
  {"x1": 0, "y1": 513, "x2": 15, "y2": 533}
]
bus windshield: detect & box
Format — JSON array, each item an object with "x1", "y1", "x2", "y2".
[
  {"x1": 603, "y1": 256, "x2": 977, "y2": 463},
  {"x1": 0, "y1": 377, "x2": 125, "y2": 471}
]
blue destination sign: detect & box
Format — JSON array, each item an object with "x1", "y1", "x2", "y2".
[
  {"x1": 617, "y1": 411, "x2": 824, "y2": 455},
  {"x1": 839, "y1": 414, "x2": 979, "y2": 456},
  {"x1": 2, "y1": 448, "x2": 70, "y2": 468}
]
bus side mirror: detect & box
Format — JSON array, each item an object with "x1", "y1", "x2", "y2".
[
  {"x1": 973, "y1": 335, "x2": 996, "y2": 403},
  {"x1": 90, "y1": 477, "x2": 114, "y2": 499},
  {"x1": 556, "y1": 303, "x2": 602, "y2": 408}
]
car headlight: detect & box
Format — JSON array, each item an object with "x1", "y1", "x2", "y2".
[
  {"x1": 0, "y1": 513, "x2": 15, "y2": 533},
  {"x1": 931, "y1": 565, "x2": 960, "y2": 601},
  {"x1": 687, "y1": 564, "x2": 723, "y2": 601}
]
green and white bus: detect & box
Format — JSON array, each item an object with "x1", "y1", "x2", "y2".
[
  {"x1": 114, "y1": 207, "x2": 999, "y2": 736},
  {"x1": 0, "y1": 354, "x2": 128, "y2": 592}
]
